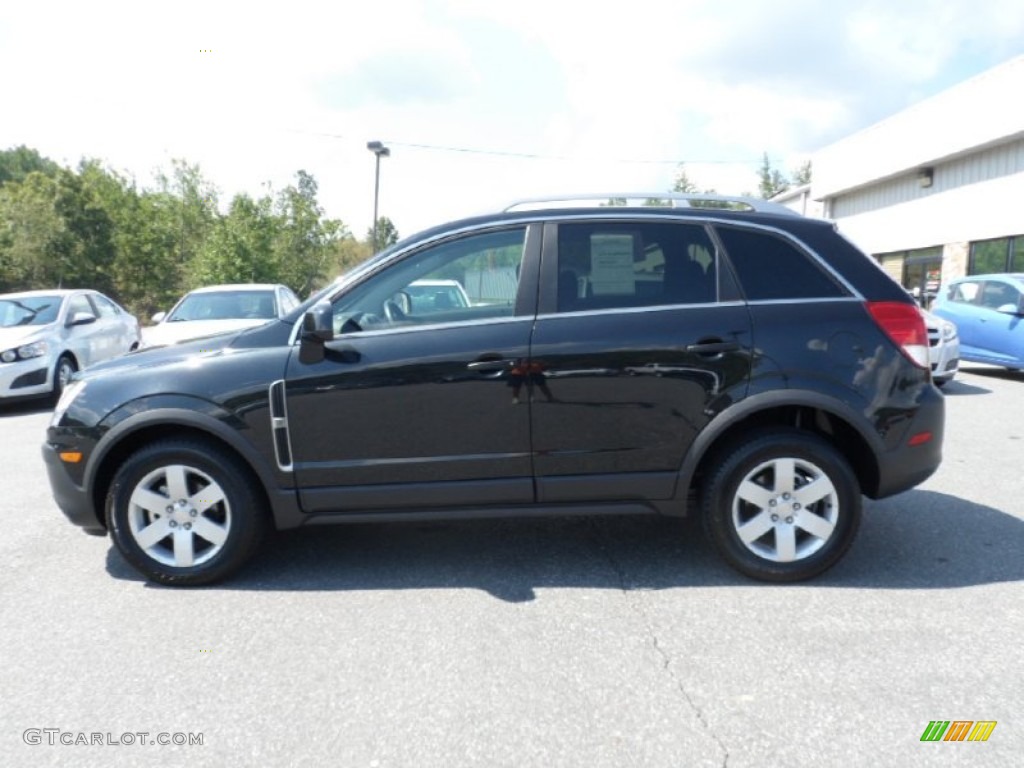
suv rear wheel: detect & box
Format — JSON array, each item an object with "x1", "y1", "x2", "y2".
[
  {"x1": 702, "y1": 429, "x2": 861, "y2": 582},
  {"x1": 106, "y1": 439, "x2": 267, "y2": 586}
]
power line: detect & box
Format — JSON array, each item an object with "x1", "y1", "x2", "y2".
[{"x1": 290, "y1": 128, "x2": 758, "y2": 166}]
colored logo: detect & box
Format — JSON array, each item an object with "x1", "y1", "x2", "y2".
[{"x1": 920, "y1": 721, "x2": 997, "y2": 742}]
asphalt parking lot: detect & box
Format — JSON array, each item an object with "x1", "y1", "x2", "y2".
[{"x1": 1, "y1": 366, "x2": 1021, "y2": 768}]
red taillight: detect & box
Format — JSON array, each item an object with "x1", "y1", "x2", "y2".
[{"x1": 865, "y1": 301, "x2": 929, "y2": 369}]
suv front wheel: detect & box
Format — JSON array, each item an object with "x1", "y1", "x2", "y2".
[
  {"x1": 702, "y1": 429, "x2": 861, "y2": 582},
  {"x1": 106, "y1": 439, "x2": 267, "y2": 586}
]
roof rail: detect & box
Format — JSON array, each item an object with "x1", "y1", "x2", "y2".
[{"x1": 503, "y1": 193, "x2": 801, "y2": 217}]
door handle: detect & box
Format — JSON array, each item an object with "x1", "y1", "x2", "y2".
[
  {"x1": 685, "y1": 339, "x2": 740, "y2": 355},
  {"x1": 468, "y1": 356, "x2": 514, "y2": 372}
]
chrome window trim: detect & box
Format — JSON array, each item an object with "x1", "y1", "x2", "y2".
[
  {"x1": 535, "y1": 296, "x2": 862, "y2": 322},
  {"x1": 292, "y1": 314, "x2": 533, "y2": 344},
  {"x1": 537, "y1": 300, "x2": 744, "y2": 321}
]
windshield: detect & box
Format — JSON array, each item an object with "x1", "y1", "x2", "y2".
[
  {"x1": 406, "y1": 282, "x2": 470, "y2": 310},
  {"x1": 167, "y1": 290, "x2": 277, "y2": 322},
  {"x1": 0, "y1": 296, "x2": 62, "y2": 327}
]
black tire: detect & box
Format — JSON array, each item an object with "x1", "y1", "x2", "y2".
[
  {"x1": 52, "y1": 354, "x2": 77, "y2": 404},
  {"x1": 702, "y1": 429, "x2": 861, "y2": 582},
  {"x1": 106, "y1": 439, "x2": 268, "y2": 586}
]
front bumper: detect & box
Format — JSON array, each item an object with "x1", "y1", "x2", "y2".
[
  {"x1": 42, "y1": 442, "x2": 106, "y2": 534},
  {"x1": 0, "y1": 356, "x2": 53, "y2": 399}
]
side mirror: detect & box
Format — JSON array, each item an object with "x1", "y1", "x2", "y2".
[
  {"x1": 67, "y1": 311, "x2": 97, "y2": 327},
  {"x1": 151, "y1": 311, "x2": 167, "y2": 324},
  {"x1": 298, "y1": 301, "x2": 333, "y2": 364},
  {"x1": 996, "y1": 303, "x2": 1022, "y2": 316}
]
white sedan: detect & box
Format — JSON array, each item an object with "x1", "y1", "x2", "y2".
[
  {"x1": 0, "y1": 289, "x2": 141, "y2": 402},
  {"x1": 142, "y1": 284, "x2": 300, "y2": 348},
  {"x1": 922, "y1": 308, "x2": 960, "y2": 387}
]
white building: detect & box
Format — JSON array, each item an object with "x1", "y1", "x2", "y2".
[{"x1": 780, "y1": 55, "x2": 1024, "y2": 303}]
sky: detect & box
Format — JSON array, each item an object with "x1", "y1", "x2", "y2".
[{"x1": 2, "y1": 0, "x2": 1023, "y2": 239}]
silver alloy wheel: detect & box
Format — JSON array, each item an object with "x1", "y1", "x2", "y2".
[
  {"x1": 126, "y1": 464, "x2": 232, "y2": 568},
  {"x1": 731, "y1": 456, "x2": 839, "y2": 563},
  {"x1": 56, "y1": 358, "x2": 75, "y2": 393}
]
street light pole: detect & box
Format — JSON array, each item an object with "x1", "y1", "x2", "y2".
[{"x1": 367, "y1": 140, "x2": 390, "y2": 252}]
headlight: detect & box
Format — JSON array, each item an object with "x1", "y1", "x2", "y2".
[
  {"x1": 51, "y1": 380, "x2": 87, "y2": 426},
  {"x1": 0, "y1": 340, "x2": 48, "y2": 362},
  {"x1": 941, "y1": 321, "x2": 957, "y2": 341}
]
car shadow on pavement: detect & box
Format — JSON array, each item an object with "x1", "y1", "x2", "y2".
[
  {"x1": 959, "y1": 365, "x2": 1024, "y2": 383},
  {"x1": 106, "y1": 490, "x2": 1024, "y2": 601},
  {"x1": 937, "y1": 379, "x2": 991, "y2": 396},
  {"x1": 0, "y1": 399, "x2": 51, "y2": 417}
]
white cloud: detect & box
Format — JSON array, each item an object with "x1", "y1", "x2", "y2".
[{"x1": 2, "y1": 0, "x2": 1023, "y2": 239}]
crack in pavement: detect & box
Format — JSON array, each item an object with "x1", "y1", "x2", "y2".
[{"x1": 585, "y1": 519, "x2": 730, "y2": 768}]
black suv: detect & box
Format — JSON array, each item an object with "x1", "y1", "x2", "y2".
[{"x1": 43, "y1": 195, "x2": 944, "y2": 585}]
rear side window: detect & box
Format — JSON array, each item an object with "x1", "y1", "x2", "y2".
[
  {"x1": 556, "y1": 221, "x2": 717, "y2": 312},
  {"x1": 716, "y1": 226, "x2": 847, "y2": 301},
  {"x1": 90, "y1": 294, "x2": 119, "y2": 318}
]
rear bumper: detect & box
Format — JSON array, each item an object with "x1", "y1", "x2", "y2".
[
  {"x1": 42, "y1": 442, "x2": 106, "y2": 534},
  {"x1": 872, "y1": 386, "x2": 945, "y2": 499}
]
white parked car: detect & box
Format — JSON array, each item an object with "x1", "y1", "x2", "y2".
[
  {"x1": 142, "y1": 284, "x2": 300, "y2": 348},
  {"x1": 404, "y1": 279, "x2": 472, "y2": 312},
  {"x1": 0, "y1": 289, "x2": 140, "y2": 402},
  {"x1": 922, "y1": 309, "x2": 959, "y2": 387}
]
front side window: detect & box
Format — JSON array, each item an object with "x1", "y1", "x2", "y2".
[
  {"x1": 555, "y1": 221, "x2": 717, "y2": 312},
  {"x1": 978, "y1": 280, "x2": 1022, "y2": 310},
  {"x1": 67, "y1": 295, "x2": 94, "y2": 320},
  {"x1": 332, "y1": 227, "x2": 526, "y2": 332},
  {"x1": 716, "y1": 226, "x2": 847, "y2": 301}
]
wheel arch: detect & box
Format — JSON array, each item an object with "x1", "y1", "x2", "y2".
[
  {"x1": 676, "y1": 391, "x2": 883, "y2": 512},
  {"x1": 87, "y1": 406, "x2": 283, "y2": 532}
]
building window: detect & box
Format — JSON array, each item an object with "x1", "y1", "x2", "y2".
[
  {"x1": 969, "y1": 235, "x2": 1023, "y2": 274},
  {"x1": 1013, "y1": 236, "x2": 1024, "y2": 272}
]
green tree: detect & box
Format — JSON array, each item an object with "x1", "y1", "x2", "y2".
[
  {"x1": 672, "y1": 164, "x2": 700, "y2": 193},
  {"x1": 0, "y1": 168, "x2": 116, "y2": 292},
  {"x1": 273, "y1": 170, "x2": 348, "y2": 296},
  {"x1": 792, "y1": 160, "x2": 812, "y2": 186},
  {"x1": 51, "y1": 168, "x2": 117, "y2": 292},
  {"x1": 758, "y1": 152, "x2": 790, "y2": 199},
  {"x1": 0, "y1": 145, "x2": 60, "y2": 187},
  {"x1": 366, "y1": 216, "x2": 399, "y2": 250},
  {"x1": 193, "y1": 193, "x2": 280, "y2": 286},
  {"x1": 155, "y1": 160, "x2": 219, "y2": 290},
  {"x1": 0, "y1": 171, "x2": 64, "y2": 290}
]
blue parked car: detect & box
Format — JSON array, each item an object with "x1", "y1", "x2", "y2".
[{"x1": 931, "y1": 273, "x2": 1024, "y2": 370}]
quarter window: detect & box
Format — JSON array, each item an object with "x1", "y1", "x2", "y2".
[
  {"x1": 716, "y1": 226, "x2": 846, "y2": 301},
  {"x1": 555, "y1": 222, "x2": 717, "y2": 312}
]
